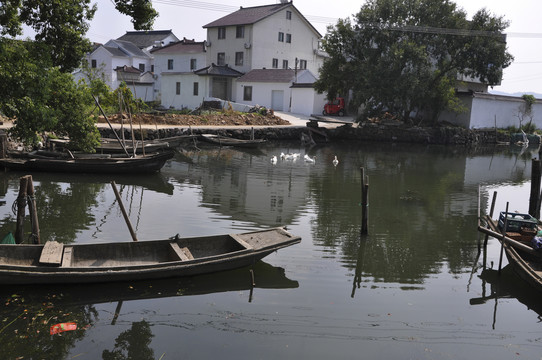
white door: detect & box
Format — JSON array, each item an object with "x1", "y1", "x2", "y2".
[{"x1": 271, "y1": 90, "x2": 284, "y2": 111}]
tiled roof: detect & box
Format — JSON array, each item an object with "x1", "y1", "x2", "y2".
[
  {"x1": 105, "y1": 40, "x2": 150, "y2": 58},
  {"x1": 115, "y1": 65, "x2": 141, "y2": 74},
  {"x1": 117, "y1": 30, "x2": 177, "y2": 49},
  {"x1": 151, "y1": 40, "x2": 206, "y2": 54},
  {"x1": 103, "y1": 46, "x2": 127, "y2": 57},
  {"x1": 203, "y1": 3, "x2": 291, "y2": 28},
  {"x1": 194, "y1": 64, "x2": 244, "y2": 77},
  {"x1": 237, "y1": 69, "x2": 296, "y2": 83}
]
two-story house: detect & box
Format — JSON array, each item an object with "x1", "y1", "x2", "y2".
[
  {"x1": 74, "y1": 31, "x2": 180, "y2": 102},
  {"x1": 199, "y1": 1, "x2": 326, "y2": 113},
  {"x1": 151, "y1": 38, "x2": 209, "y2": 109}
]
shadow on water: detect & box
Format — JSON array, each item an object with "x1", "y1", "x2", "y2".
[{"x1": 0, "y1": 261, "x2": 297, "y2": 359}]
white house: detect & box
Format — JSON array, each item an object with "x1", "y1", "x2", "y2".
[
  {"x1": 199, "y1": 1, "x2": 326, "y2": 113},
  {"x1": 151, "y1": 39, "x2": 208, "y2": 109},
  {"x1": 236, "y1": 68, "x2": 325, "y2": 113}
]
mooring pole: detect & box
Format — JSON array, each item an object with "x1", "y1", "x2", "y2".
[
  {"x1": 26, "y1": 175, "x2": 40, "y2": 244},
  {"x1": 498, "y1": 202, "x2": 509, "y2": 274},
  {"x1": 15, "y1": 176, "x2": 29, "y2": 244},
  {"x1": 529, "y1": 158, "x2": 541, "y2": 219},
  {"x1": 361, "y1": 167, "x2": 369, "y2": 235}
]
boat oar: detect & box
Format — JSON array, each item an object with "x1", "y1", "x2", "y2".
[{"x1": 111, "y1": 181, "x2": 138, "y2": 242}]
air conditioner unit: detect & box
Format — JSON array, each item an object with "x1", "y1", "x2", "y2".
[{"x1": 244, "y1": 43, "x2": 251, "y2": 49}]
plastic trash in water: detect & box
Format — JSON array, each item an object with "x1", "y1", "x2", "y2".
[{"x1": 50, "y1": 322, "x2": 77, "y2": 335}]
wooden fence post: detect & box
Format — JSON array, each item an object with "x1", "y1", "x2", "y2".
[{"x1": 529, "y1": 158, "x2": 541, "y2": 219}]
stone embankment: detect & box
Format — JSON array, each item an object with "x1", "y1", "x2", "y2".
[{"x1": 98, "y1": 121, "x2": 527, "y2": 146}]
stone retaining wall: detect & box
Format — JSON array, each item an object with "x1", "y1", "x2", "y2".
[{"x1": 98, "y1": 123, "x2": 536, "y2": 146}]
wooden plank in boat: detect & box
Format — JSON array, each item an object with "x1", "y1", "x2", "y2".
[
  {"x1": 170, "y1": 242, "x2": 194, "y2": 261},
  {"x1": 62, "y1": 247, "x2": 73, "y2": 267},
  {"x1": 229, "y1": 234, "x2": 253, "y2": 250},
  {"x1": 39, "y1": 241, "x2": 64, "y2": 266}
]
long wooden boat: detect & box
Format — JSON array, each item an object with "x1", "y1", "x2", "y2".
[
  {"x1": 49, "y1": 136, "x2": 193, "y2": 154},
  {"x1": 478, "y1": 214, "x2": 542, "y2": 291},
  {"x1": 0, "y1": 149, "x2": 174, "y2": 174},
  {"x1": 0, "y1": 227, "x2": 301, "y2": 284},
  {"x1": 199, "y1": 134, "x2": 266, "y2": 148}
]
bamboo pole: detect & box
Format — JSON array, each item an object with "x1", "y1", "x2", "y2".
[
  {"x1": 93, "y1": 95, "x2": 130, "y2": 157},
  {"x1": 111, "y1": 181, "x2": 138, "y2": 242}
]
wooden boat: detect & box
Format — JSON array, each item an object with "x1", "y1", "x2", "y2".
[
  {"x1": 0, "y1": 149, "x2": 174, "y2": 174},
  {"x1": 0, "y1": 227, "x2": 301, "y2": 284},
  {"x1": 199, "y1": 134, "x2": 266, "y2": 148},
  {"x1": 478, "y1": 213, "x2": 542, "y2": 291}
]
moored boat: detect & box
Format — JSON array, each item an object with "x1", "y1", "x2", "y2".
[
  {"x1": 0, "y1": 227, "x2": 301, "y2": 284},
  {"x1": 199, "y1": 134, "x2": 266, "y2": 148},
  {"x1": 478, "y1": 213, "x2": 542, "y2": 292},
  {"x1": 0, "y1": 149, "x2": 174, "y2": 174}
]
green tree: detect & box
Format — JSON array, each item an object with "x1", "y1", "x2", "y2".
[
  {"x1": 0, "y1": 0, "x2": 158, "y2": 149},
  {"x1": 315, "y1": 0, "x2": 513, "y2": 123}
]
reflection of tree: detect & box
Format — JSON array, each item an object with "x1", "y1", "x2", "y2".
[
  {"x1": 0, "y1": 179, "x2": 104, "y2": 244},
  {"x1": 102, "y1": 320, "x2": 154, "y2": 360},
  {"x1": 0, "y1": 292, "x2": 98, "y2": 359}
]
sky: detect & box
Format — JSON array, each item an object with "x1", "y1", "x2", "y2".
[{"x1": 85, "y1": 0, "x2": 542, "y2": 95}]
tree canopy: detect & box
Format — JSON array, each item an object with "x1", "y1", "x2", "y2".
[
  {"x1": 314, "y1": 0, "x2": 514, "y2": 123},
  {"x1": 0, "y1": 0, "x2": 158, "y2": 149}
]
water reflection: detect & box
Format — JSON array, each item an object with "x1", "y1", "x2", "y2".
[{"x1": 0, "y1": 261, "x2": 297, "y2": 359}]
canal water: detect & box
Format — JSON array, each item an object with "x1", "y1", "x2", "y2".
[{"x1": 0, "y1": 141, "x2": 541, "y2": 359}]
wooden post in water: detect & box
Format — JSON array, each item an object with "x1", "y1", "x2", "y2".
[
  {"x1": 0, "y1": 131, "x2": 7, "y2": 159},
  {"x1": 529, "y1": 158, "x2": 541, "y2": 219},
  {"x1": 498, "y1": 202, "x2": 509, "y2": 274},
  {"x1": 15, "y1": 176, "x2": 29, "y2": 244},
  {"x1": 111, "y1": 181, "x2": 138, "y2": 242},
  {"x1": 360, "y1": 167, "x2": 369, "y2": 235},
  {"x1": 26, "y1": 175, "x2": 40, "y2": 244}
]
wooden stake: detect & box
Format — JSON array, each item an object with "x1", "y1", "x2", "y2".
[
  {"x1": 26, "y1": 175, "x2": 40, "y2": 244},
  {"x1": 15, "y1": 176, "x2": 29, "y2": 244},
  {"x1": 111, "y1": 181, "x2": 138, "y2": 242},
  {"x1": 361, "y1": 167, "x2": 369, "y2": 235},
  {"x1": 498, "y1": 202, "x2": 509, "y2": 274},
  {"x1": 529, "y1": 158, "x2": 541, "y2": 218}
]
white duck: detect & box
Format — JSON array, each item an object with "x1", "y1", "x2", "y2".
[
  {"x1": 271, "y1": 155, "x2": 278, "y2": 164},
  {"x1": 304, "y1": 154, "x2": 316, "y2": 163},
  {"x1": 332, "y1": 156, "x2": 339, "y2": 166}
]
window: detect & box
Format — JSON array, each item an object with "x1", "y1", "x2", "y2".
[
  {"x1": 193, "y1": 82, "x2": 199, "y2": 96},
  {"x1": 299, "y1": 59, "x2": 307, "y2": 70},
  {"x1": 168, "y1": 59, "x2": 174, "y2": 70},
  {"x1": 138, "y1": 63, "x2": 145, "y2": 72},
  {"x1": 190, "y1": 58, "x2": 197, "y2": 70},
  {"x1": 278, "y1": 32, "x2": 284, "y2": 42},
  {"x1": 217, "y1": 52, "x2": 225, "y2": 66},
  {"x1": 218, "y1": 27, "x2": 226, "y2": 39},
  {"x1": 235, "y1": 52, "x2": 244, "y2": 66},
  {"x1": 236, "y1": 25, "x2": 245, "y2": 38},
  {"x1": 91, "y1": 59, "x2": 97, "y2": 68},
  {"x1": 176, "y1": 82, "x2": 181, "y2": 95},
  {"x1": 282, "y1": 60, "x2": 288, "y2": 69},
  {"x1": 272, "y1": 58, "x2": 278, "y2": 69},
  {"x1": 286, "y1": 11, "x2": 292, "y2": 20},
  {"x1": 286, "y1": 34, "x2": 291, "y2": 43},
  {"x1": 243, "y1": 86, "x2": 252, "y2": 101}
]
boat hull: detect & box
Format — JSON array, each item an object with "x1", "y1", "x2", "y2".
[
  {"x1": 0, "y1": 228, "x2": 300, "y2": 285},
  {"x1": 0, "y1": 149, "x2": 174, "y2": 174}
]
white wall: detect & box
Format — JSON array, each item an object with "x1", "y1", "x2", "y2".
[
  {"x1": 235, "y1": 82, "x2": 292, "y2": 111},
  {"x1": 160, "y1": 73, "x2": 205, "y2": 109},
  {"x1": 290, "y1": 87, "x2": 327, "y2": 116}
]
